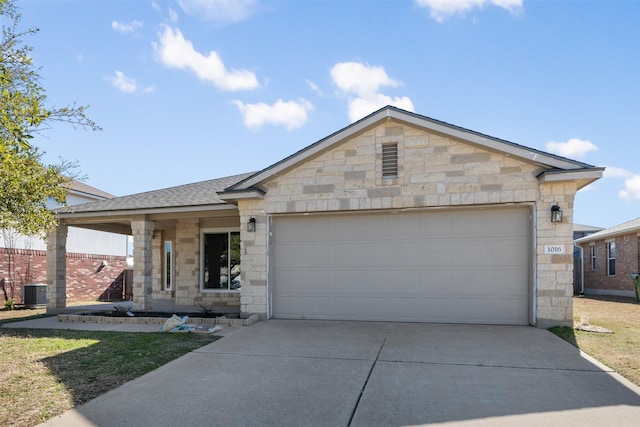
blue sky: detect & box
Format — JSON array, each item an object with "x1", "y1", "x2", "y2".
[{"x1": 17, "y1": 0, "x2": 640, "y2": 228}]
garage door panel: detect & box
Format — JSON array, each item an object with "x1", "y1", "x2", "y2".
[
  {"x1": 300, "y1": 218, "x2": 331, "y2": 242},
  {"x1": 327, "y1": 217, "x2": 359, "y2": 240},
  {"x1": 359, "y1": 216, "x2": 390, "y2": 239},
  {"x1": 423, "y1": 270, "x2": 455, "y2": 293},
  {"x1": 332, "y1": 270, "x2": 360, "y2": 294},
  {"x1": 330, "y1": 243, "x2": 360, "y2": 266},
  {"x1": 394, "y1": 270, "x2": 423, "y2": 293},
  {"x1": 359, "y1": 241, "x2": 389, "y2": 265},
  {"x1": 389, "y1": 241, "x2": 422, "y2": 266},
  {"x1": 453, "y1": 298, "x2": 490, "y2": 323},
  {"x1": 490, "y1": 269, "x2": 530, "y2": 296},
  {"x1": 356, "y1": 297, "x2": 389, "y2": 320},
  {"x1": 272, "y1": 207, "x2": 530, "y2": 325},
  {"x1": 389, "y1": 214, "x2": 420, "y2": 238},
  {"x1": 454, "y1": 211, "x2": 488, "y2": 237},
  {"x1": 423, "y1": 240, "x2": 454, "y2": 266},
  {"x1": 420, "y1": 214, "x2": 453, "y2": 237},
  {"x1": 360, "y1": 270, "x2": 391, "y2": 292},
  {"x1": 456, "y1": 240, "x2": 488, "y2": 266},
  {"x1": 493, "y1": 238, "x2": 529, "y2": 265},
  {"x1": 452, "y1": 269, "x2": 488, "y2": 295}
]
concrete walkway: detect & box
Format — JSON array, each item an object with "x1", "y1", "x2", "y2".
[{"x1": 30, "y1": 320, "x2": 640, "y2": 426}]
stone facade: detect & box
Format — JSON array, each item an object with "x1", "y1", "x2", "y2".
[
  {"x1": 583, "y1": 233, "x2": 640, "y2": 297},
  {"x1": 236, "y1": 121, "x2": 579, "y2": 327},
  {"x1": 47, "y1": 109, "x2": 598, "y2": 327}
]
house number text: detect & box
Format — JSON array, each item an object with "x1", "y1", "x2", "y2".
[{"x1": 544, "y1": 245, "x2": 565, "y2": 254}]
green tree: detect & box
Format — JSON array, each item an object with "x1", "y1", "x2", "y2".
[{"x1": 0, "y1": 0, "x2": 100, "y2": 237}]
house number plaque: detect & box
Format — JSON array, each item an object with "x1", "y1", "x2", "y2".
[{"x1": 544, "y1": 245, "x2": 565, "y2": 254}]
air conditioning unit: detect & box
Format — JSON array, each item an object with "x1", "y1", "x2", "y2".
[{"x1": 22, "y1": 284, "x2": 47, "y2": 306}]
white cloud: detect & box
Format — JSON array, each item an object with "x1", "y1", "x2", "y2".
[
  {"x1": 112, "y1": 20, "x2": 143, "y2": 33},
  {"x1": 604, "y1": 166, "x2": 634, "y2": 179},
  {"x1": 545, "y1": 138, "x2": 598, "y2": 159},
  {"x1": 347, "y1": 95, "x2": 415, "y2": 123},
  {"x1": 415, "y1": 0, "x2": 523, "y2": 22},
  {"x1": 306, "y1": 79, "x2": 326, "y2": 97},
  {"x1": 153, "y1": 25, "x2": 259, "y2": 91},
  {"x1": 109, "y1": 71, "x2": 137, "y2": 93},
  {"x1": 619, "y1": 175, "x2": 640, "y2": 202},
  {"x1": 330, "y1": 62, "x2": 414, "y2": 122},
  {"x1": 233, "y1": 99, "x2": 313, "y2": 130},
  {"x1": 331, "y1": 62, "x2": 400, "y2": 98},
  {"x1": 178, "y1": 0, "x2": 257, "y2": 23},
  {"x1": 169, "y1": 8, "x2": 179, "y2": 23}
]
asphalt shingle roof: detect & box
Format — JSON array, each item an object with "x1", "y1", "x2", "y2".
[
  {"x1": 64, "y1": 179, "x2": 115, "y2": 199},
  {"x1": 575, "y1": 217, "x2": 640, "y2": 243},
  {"x1": 59, "y1": 172, "x2": 254, "y2": 214}
]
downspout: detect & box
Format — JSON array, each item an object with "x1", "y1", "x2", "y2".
[{"x1": 577, "y1": 244, "x2": 585, "y2": 295}]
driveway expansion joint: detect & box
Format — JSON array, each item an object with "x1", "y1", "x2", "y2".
[
  {"x1": 378, "y1": 358, "x2": 617, "y2": 372},
  {"x1": 347, "y1": 325, "x2": 391, "y2": 427},
  {"x1": 192, "y1": 350, "x2": 376, "y2": 361}
]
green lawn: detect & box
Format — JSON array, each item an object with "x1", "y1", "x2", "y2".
[
  {"x1": 550, "y1": 295, "x2": 640, "y2": 386},
  {"x1": 0, "y1": 310, "x2": 220, "y2": 427}
]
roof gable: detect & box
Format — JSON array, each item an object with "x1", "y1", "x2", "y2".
[{"x1": 225, "y1": 106, "x2": 602, "y2": 192}]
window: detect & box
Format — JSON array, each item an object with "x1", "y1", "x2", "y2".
[
  {"x1": 607, "y1": 241, "x2": 616, "y2": 276},
  {"x1": 201, "y1": 231, "x2": 241, "y2": 291},
  {"x1": 382, "y1": 143, "x2": 398, "y2": 177},
  {"x1": 590, "y1": 244, "x2": 596, "y2": 270},
  {"x1": 164, "y1": 241, "x2": 173, "y2": 290}
]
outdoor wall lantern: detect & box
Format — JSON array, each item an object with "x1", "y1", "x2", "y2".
[
  {"x1": 551, "y1": 204, "x2": 563, "y2": 223},
  {"x1": 247, "y1": 217, "x2": 256, "y2": 232}
]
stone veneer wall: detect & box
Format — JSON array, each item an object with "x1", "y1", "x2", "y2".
[
  {"x1": 172, "y1": 218, "x2": 240, "y2": 309},
  {"x1": 237, "y1": 121, "x2": 578, "y2": 327},
  {"x1": 536, "y1": 182, "x2": 576, "y2": 328}
]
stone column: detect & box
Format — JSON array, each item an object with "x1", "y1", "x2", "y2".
[
  {"x1": 46, "y1": 224, "x2": 68, "y2": 310},
  {"x1": 131, "y1": 218, "x2": 155, "y2": 310}
]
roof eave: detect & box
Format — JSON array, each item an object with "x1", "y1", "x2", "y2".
[
  {"x1": 575, "y1": 226, "x2": 640, "y2": 245},
  {"x1": 57, "y1": 203, "x2": 238, "y2": 219},
  {"x1": 537, "y1": 168, "x2": 605, "y2": 190},
  {"x1": 217, "y1": 188, "x2": 266, "y2": 203}
]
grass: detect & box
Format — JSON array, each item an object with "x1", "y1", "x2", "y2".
[
  {"x1": 550, "y1": 295, "x2": 640, "y2": 387},
  {"x1": 0, "y1": 307, "x2": 220, "y2": 427}
]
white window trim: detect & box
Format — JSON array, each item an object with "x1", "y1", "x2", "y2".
[
  {"x1": 164, "y1": 240, "x2": 173, "y2": 291},
  {"x1": 200, "y1": 227, "x2": 241, "y2": 293},
  {"x1": 590, "y1": 243, "x2": 596, "y2": 270}
]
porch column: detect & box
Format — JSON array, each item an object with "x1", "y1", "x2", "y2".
[
  {"x1": 131, "y1": 218, "x2": 155, "y2": 310},
  {"x1": 46, "y1": 224, "x2": 68, "y2": 310}
]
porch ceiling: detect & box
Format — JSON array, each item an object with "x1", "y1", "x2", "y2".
[{"x1": 60, "y1": 208, "x2": 240, "y2": 235}]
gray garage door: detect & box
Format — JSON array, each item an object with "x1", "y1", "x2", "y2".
[{"x1": 271, "y1": 206, "x2": 531, "y2": 325}]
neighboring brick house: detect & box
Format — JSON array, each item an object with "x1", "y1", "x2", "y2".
[
  {"x1": 574, "y1": 217, "x2": 640, "y2": 298},
  {"x1": 572, "y1": 224, "x2": 604, "y2": 294},
  {"x1": 0, "y1": 180, "x2": 130, "y2": 303},
  {"x1": 49, "y1": 106, "x2": 603, "y2": 327}
]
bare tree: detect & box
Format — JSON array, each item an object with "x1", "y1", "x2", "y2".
[{"x1": 1, "y1": 227, "x2": 19, "y2": 301}]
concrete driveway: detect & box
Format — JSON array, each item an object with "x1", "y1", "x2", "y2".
[{"x1": 41, "y1": 320, "x2": 640, "y2": 427}]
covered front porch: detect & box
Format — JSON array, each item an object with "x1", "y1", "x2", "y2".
[{"x1": 45, "y1": 174, "x2": 254, "y2": 314}]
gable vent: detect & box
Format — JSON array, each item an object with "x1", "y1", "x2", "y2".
[{"x1": 382, "y1": 143, "x2": 398, "y2": 177}]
